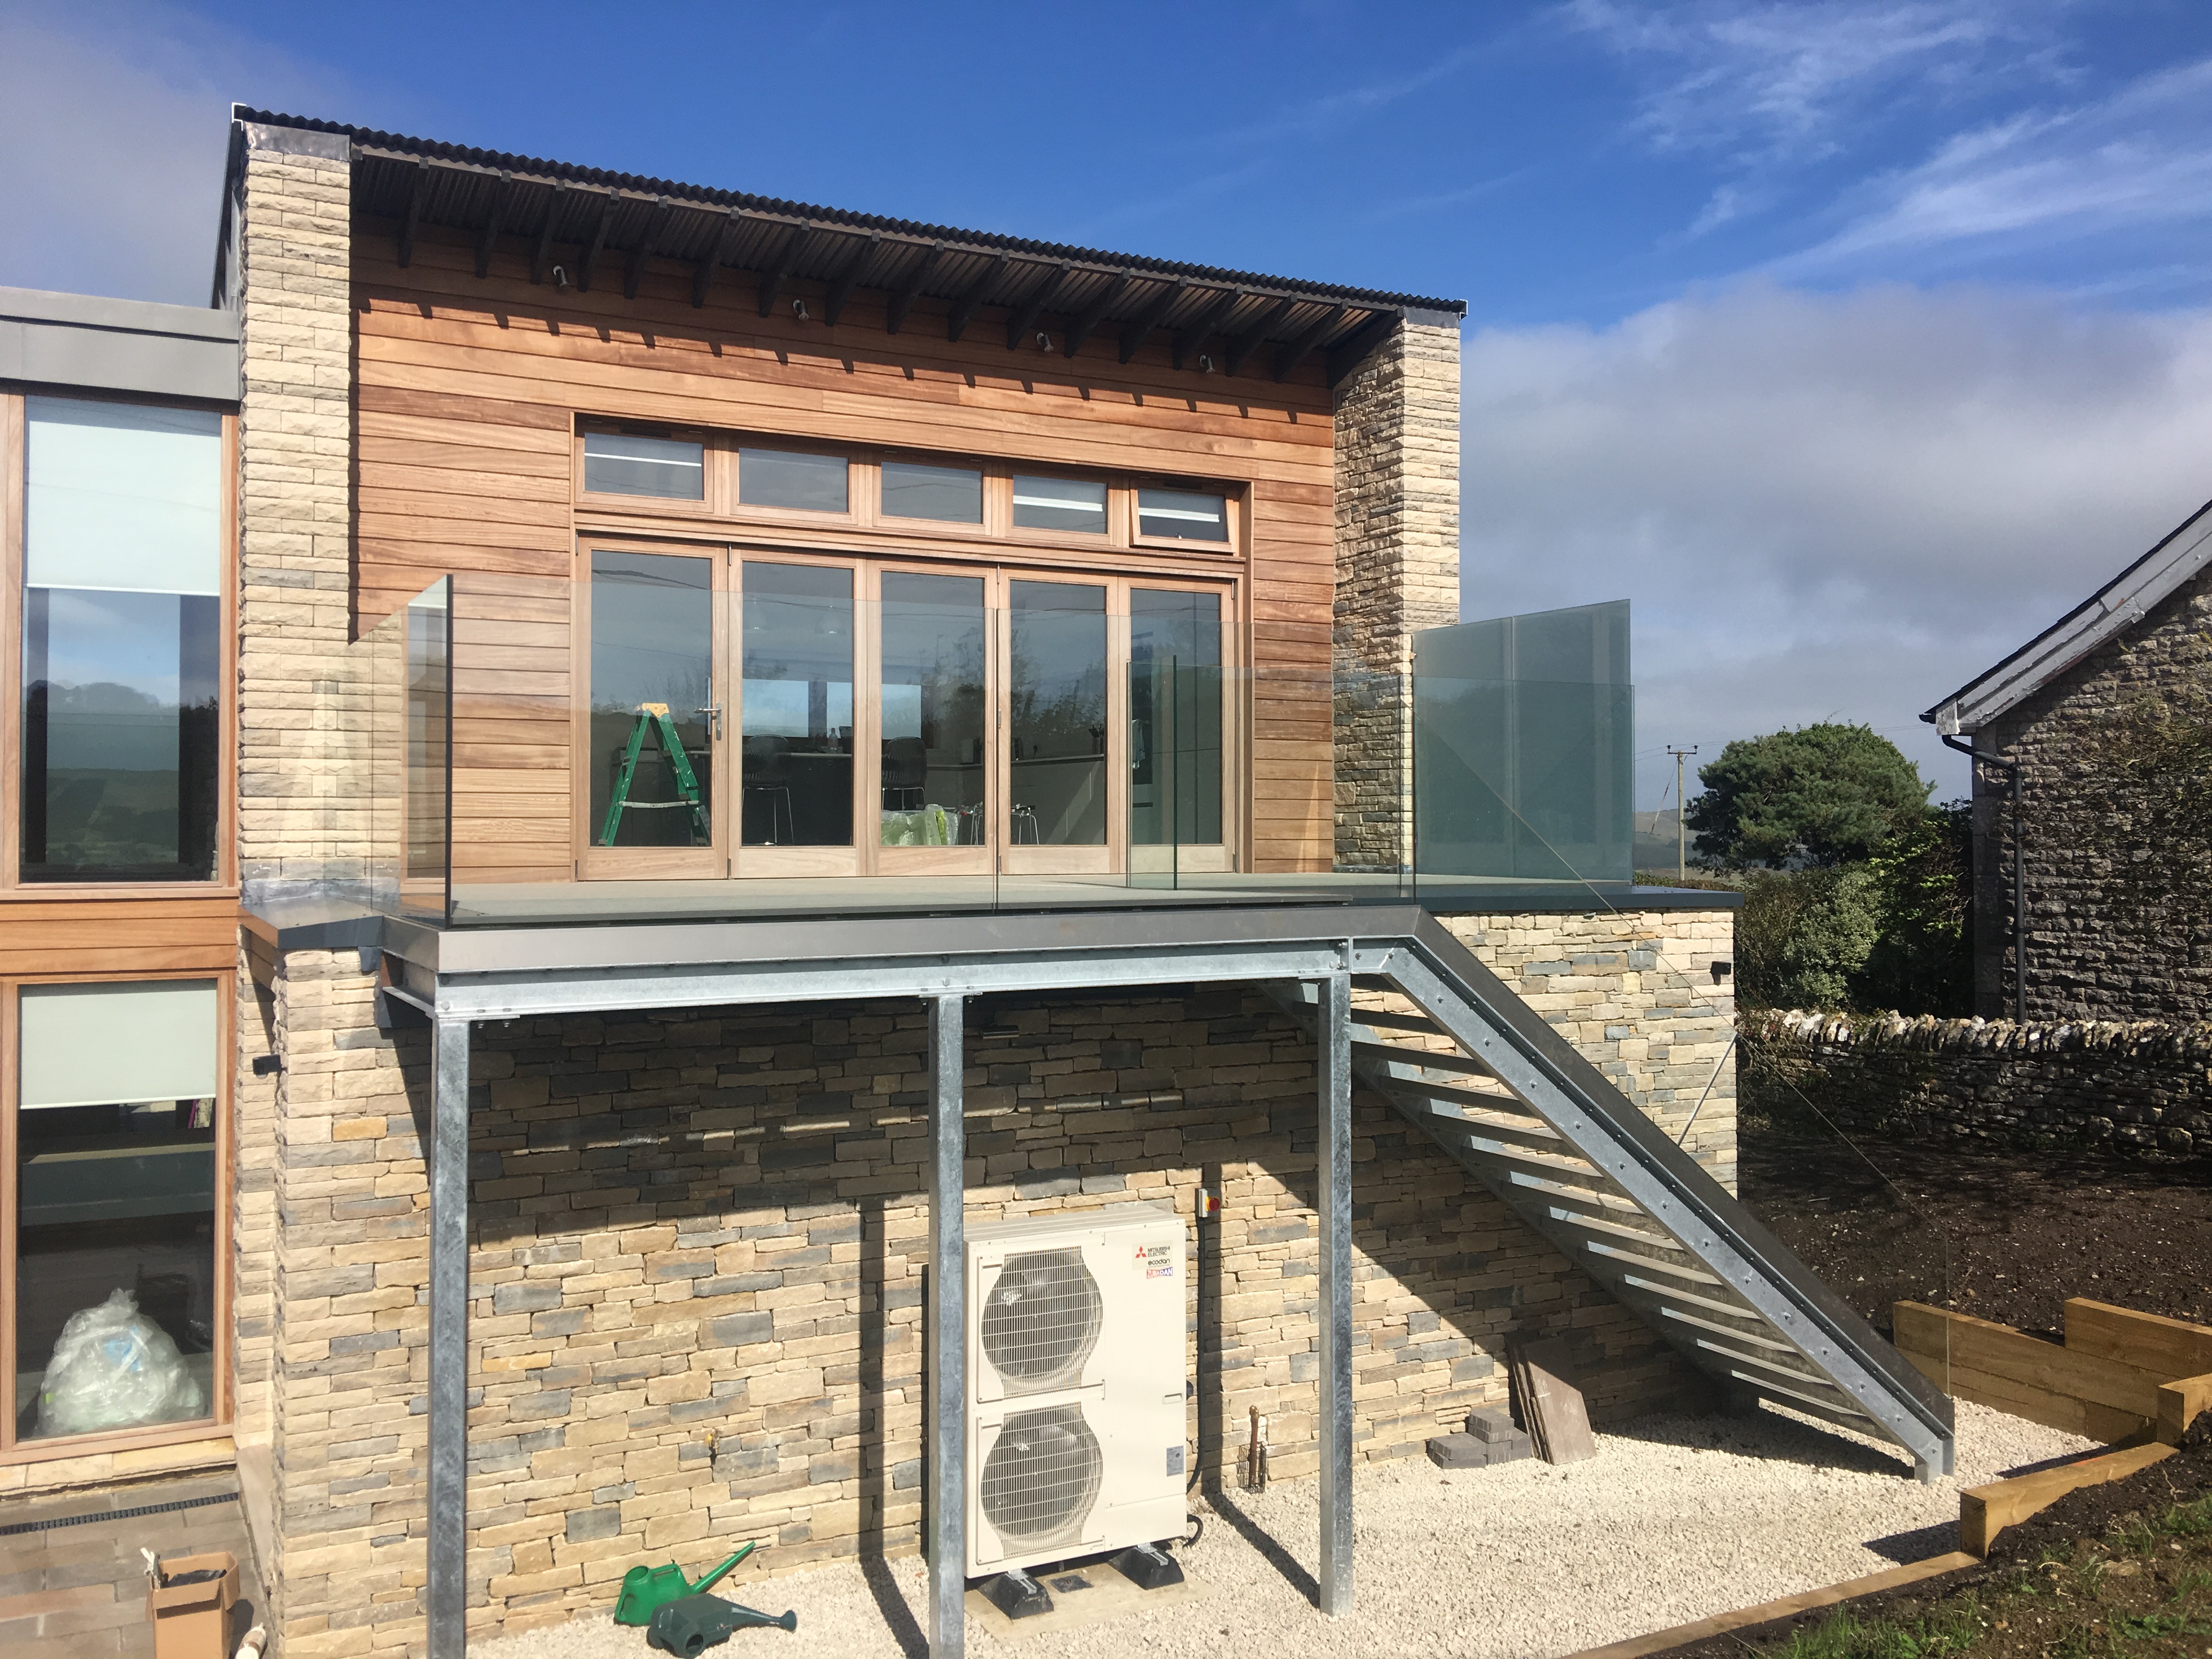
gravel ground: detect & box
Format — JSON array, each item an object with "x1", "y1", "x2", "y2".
[{"x1": 476, "y1": 1400, "x2": 2085, "y2": 1659}]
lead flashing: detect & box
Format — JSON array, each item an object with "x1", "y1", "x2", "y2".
[{"x1": 0, "y1": 284, "x2": 239, "y2": 404}]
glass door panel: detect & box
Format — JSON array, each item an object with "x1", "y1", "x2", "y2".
[
  {"x1": 737, "y1": 562, "x2": 855, "y2": 873},
  {"x1": 1129, "y1": 589, "x2": 1226, "y2": 872},
  {"x1": 878, "y1": 572, "x2": 989, "y2": 871},
  {"x1": 1005, "y1": 580, "x2": 1114, "y2": 875},
  {"x1": 584, "y1": 549, "x2": 721, "y2": 876}
]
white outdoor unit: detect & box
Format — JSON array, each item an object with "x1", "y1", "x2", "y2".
[{"x1": 964, "y1": 1205, "x2": 1188, "y2": 1576}]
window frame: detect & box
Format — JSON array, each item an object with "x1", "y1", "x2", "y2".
[
  {"x1": 1128, "y1": 480, "x2": 1242, "y2": 555},
  {"x1": 0, "y1": 967, "x2": 235, "y2": 1464},
  {"x1": 0, "y1": 389, "x2": 239, "y2": 898}
]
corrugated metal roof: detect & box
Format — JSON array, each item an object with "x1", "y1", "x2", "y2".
[{"x1": 227, "y1": 109, "x2": 1462, "y2": 383}]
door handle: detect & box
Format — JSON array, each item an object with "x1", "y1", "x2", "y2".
[{"x1": 695, "y1": 703, "x2": 723, "y2": 740}]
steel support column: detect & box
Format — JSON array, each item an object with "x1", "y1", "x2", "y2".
[
  {"x1": 1314, "y1": 967, "x2": 1354, "y2": 1616},
  {"x1": 926, "y1": 994, "x2": 967, "y2": 1658},
  {"x1": 428, "y1": 1015, "x2": 471, "y2": 1659}
]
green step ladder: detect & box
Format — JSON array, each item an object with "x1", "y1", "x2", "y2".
[{"x1": 599, "y1": 702, "x2": 710, "y2": 847}]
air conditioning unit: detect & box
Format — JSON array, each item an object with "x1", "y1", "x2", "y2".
[{"x1": 965, "y1": 1205, "x2": 1187, "y2": 1576}]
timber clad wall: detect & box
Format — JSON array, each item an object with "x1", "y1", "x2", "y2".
[
  {"x1": 245, "y1": 909, "x2": 1730, "y2": 1651},
  {"x1": 350, "y1": 221, "x2": 1344, "y2": 876}
]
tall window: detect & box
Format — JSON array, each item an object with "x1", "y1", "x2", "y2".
[
  {"x1": 1129, "y1": 590, "x2": 1223, "y2": 845},
  {"x1": 741, "y1": 563, "x2": 854, "y2": 846},
  {"x1": 22, "y1": 400, "x2": 221, "y2": 883},
  {"x1": 12, "y1": 980, "x2": 221, "y2": 1444}
]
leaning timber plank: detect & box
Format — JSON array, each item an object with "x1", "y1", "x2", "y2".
[
  {"x1": 1513, "y1": 1336, "x2": 1595, "y2": 1465},
  {"x1": 1892, "y1": 1302, "x2": 2167, "y2": 1419},
  {"x1": 2158, "y1": 1372, "x2": 2212, "y2": 1446},
  {"x1": 1558, "y1": 1553, "x2": 1980, "y2": 1659},
  {"x1": 1960, "y1": 1440, "x2": 2176, "y2": 1556},
  {"x1": 2065, "y1": 1299, "x2": 2212, "y2": 1380}
]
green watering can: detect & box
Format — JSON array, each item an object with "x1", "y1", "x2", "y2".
[
  {"x1": 648, "y1": 1593, "x2": 798, "y2": 1654},
  {"x1": 615, "y1": 1544, "x2": 757, "y2": 1627}
]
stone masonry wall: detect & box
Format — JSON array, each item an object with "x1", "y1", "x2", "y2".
[
  {"x1": 253, "y1": 906, "x2": 1732, "y2": 1651},
  {"x1": 1973, "y1": 561, "x2": 2212, "y2": 1022},
  {"x1": 1332, "y1": 316, "x2": 1462, "y2": 872},
  {"x1": 1746, "y1": 1008, "x2": 2212, "y2": 1159}
]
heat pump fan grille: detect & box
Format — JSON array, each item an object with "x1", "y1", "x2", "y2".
[
  {"x1": 980, "y1": 1405, "x2": 1103, "y2": 1548},
  {"x1": 980, "y1": 1249, "x2": 1103, "y2": 1391}
]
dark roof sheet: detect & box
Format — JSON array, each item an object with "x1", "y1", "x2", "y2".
[{"x1": 227, "y1": 109, "x2": 1462, "y2": 383}]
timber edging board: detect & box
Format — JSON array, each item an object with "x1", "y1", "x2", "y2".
[
  {"x1": 1959, "y1": 1440, "x2": 2176, "y2": 1556},
  {"x1": 1556, "y1": 1553, "x2": 1982, "y2": 1659}
]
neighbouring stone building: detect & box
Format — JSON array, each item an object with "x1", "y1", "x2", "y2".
[
  {"x1": 0, "y1": 105, "x2": 1973, "y2": 1659},
  {"x1": 1926, "y1": 495, "x2": 2212, "y2": 1022}
]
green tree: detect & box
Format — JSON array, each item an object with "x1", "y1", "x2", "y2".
[
  {"x1": 1686, "y1": 723, "x2": 1932, "y2": 868},
  {"x1": 1854, "y1": 799, "x2": 1972, "y2": 1015},
  {"x1": 1735, "y1": 866, "x2": 1883, "y2": 1009}
]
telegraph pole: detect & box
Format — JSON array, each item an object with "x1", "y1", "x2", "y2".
[{"x1": 1667, "y1": 747, "x2": 1699, "y2": 881}]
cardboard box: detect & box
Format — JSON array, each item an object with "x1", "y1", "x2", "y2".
[{"x1": 146, "y1": 1550, "x2": 239, "y2": 1659}]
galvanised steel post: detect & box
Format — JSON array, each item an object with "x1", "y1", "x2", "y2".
[
  {"x1": 1315, "y1": 965, "x2": 1354, "y2": 1616},
  {"x1": 926, "y1": 994, "x2": 967, "y2": 1658},
  {"x1": 428, "y1": 1015, "x2": 471, "y2": 1658}
]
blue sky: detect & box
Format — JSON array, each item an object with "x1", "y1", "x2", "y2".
[{"x1": 6, "y1": 0, "x2": 2212, "y2": 809}]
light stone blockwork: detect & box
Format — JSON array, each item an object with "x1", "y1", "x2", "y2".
[
  {"x1": 245, "y1": 907, "x2": 1732, "y2": 1649},
  {"x1": 1331, "y1": 316, "x2": 1462, "y2": 872}
]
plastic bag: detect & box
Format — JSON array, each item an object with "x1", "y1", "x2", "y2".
[{"x1": 33, "y1": 1289, "x2": 205, "y2": 1438}]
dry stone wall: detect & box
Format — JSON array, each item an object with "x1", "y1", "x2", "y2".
[
  {"x1": 1746, "y1": 1008, "x2": 2212, "y2": 1159},
  {"x1": 249, "y1": 906, "x2": 1733, "y2": 1649}
]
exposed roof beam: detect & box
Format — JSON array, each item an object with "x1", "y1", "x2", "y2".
[
  {"x1": 576, "y1": 191, "x2": 618, "y2": 293},
  {"x1": 623, "y1": 197, "x2": 673, "y2": 301},
  {"x1": 692, "y1": 207, "x2": 748, "y2": 308},
  {"x1": 1118, "y1": 279, "x2": 1186, "y2": 363},
  {"x1": 885, "y1": 241, "x2": 944, "y2": 336},
  {"x1": 1006, "y1": 263, "x2": 1071, "y2": 351},
  {"x1": 823, "y1": 230, "x2": 879, "y2": 326},
  {"x1": 1325, "y1": 310, "x2": 1401, "y2": 387},
  {"x1": 473, "y1": 171, "x2": 512, "y2": 279},
  {"x1": 1272, "y1": 303, "x2": 1346, "y2": 382},
  {"x1": 1063, "y1": 270, "x2": 1131, "y2": 359},
  {"x1": 396, "y1": 156, "x2": 431, "y2": 269},
  {"x1": 946, "y1": 254, "x2": 1009, "y2": 343},
  {"x1": 758, "y1": 223, "x2": 814, "y2": 317},
  {"x1": 1224, "y1": 297, "x2": 1297, "y2": 377},
  {"x1": 529, "y1": 181, "x2": 567, "y2": 285},
  {"x1": 1172, "y1": 288, "x2": 1244, "y2": 370}
]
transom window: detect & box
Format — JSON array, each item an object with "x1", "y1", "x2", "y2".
[
  {"x1": 1012, "y1": 476, "x2": 1106, "y2": 535},
  {"x1": 583, "y1": 430, "x2": 703, "y2": 500}
]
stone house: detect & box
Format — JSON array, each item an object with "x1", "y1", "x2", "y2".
[
  {"x1": 0, "y1": 107, "x2": 1953, "y2": 1659},
  {"x1": 1926, "y1": 495, "x2": 2212, "y2": 1022}
]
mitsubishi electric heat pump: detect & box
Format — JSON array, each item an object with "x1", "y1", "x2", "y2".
[{"x1": 964, "y1": 1205, "x2": 1187, "y2": 1576}]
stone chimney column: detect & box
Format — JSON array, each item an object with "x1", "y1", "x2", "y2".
[{"x1": 1332, "y1": 313, "x2": 1462, "y2": 872}]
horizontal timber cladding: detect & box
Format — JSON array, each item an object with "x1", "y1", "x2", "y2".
[
  {"x1": 0, "y1": 896, "x2": 240, "y2": 977},
  {"x1": 351, "y1": 221, "x2": 1339, "y2": 875}
]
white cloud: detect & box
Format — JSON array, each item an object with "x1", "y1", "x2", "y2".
[
  {"x1": 1458, "y1": 281, "x2": 2212, "y2": 803},
  {"x1": 1567, "y1": 0, "x2": 2064, "y2": 162},
  {"x1": 0, "y1": 1, "x2": 372, "y2": 304},
  {"x1": 1776, "y1": 58, "x2": 2212, "y2": 276}
]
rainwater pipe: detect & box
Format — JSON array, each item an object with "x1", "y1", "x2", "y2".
[{"x1": 1940, "y1": 731, "x2": 2027, "y2": 1027}]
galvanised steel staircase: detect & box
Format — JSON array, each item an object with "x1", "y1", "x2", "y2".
[{"x1": 1277, "y1": 914, "x2": 1955, "y2": 1480}]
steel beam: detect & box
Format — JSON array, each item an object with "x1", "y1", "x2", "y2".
[
  {"x1": 428, "y1": 943, "x2": 1348, "y2": 1024},
  {"x1": 428, "y1": 1016, "x2": 471, "y2": 1659},
  {"x1": 1313, "y1": 967, "x2": 1354, "y2": 1616},
  {"x1": 926, "y1": 994, "x2": 967, "y2": 1659}
]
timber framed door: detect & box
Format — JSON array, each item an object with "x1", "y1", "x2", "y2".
[
  {"x1": 1001, "y1": 573, "x2": 1120, "y2": 877},
  {"x1": 871, "y1": 564, "x2": 995, "y2": 877},
  {"x1": 731, "y1": 554, "x2": 863, "y2": 878},
  {"x1": 1127, "y1": 582, "x2": 1237, "y2": 874},
  {"x1": 575, "y1": 541, "x2": 729, "y2": 879}
]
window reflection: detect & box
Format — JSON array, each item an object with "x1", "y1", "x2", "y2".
[
  {"x1": 589, "y1": 552, "x2": 714, "y2": 848},
  {"x1": 1129, "y1": 590, "x2": 1223, "y2": 846},
  {"x1": 740, "y1": 448, "x2": 849, "y2": 513},
  {"x1": 879, "y1": 573, "x2": 986, "y2": 847},
  {"x1": 1009, "y1": 583, "x2": 1106, "y2": 845},
  {"x1": 583, "y1": 431, "x2": 704, "y2": 499},
  {"x1": 741, "y1": 563, "x2": 854, "y2": 847},
  {"x1": 882, "y1": 461, "x2": 983, "y2": 524},
  {"x1": 22, "y1": 399, "x2": 221, "y2": 882},
  {"x1": 1011, "y1": 476, "x2": 1105, "y2": 534}
]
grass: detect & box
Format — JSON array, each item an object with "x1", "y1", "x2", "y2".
[{"x1": 1754, "y1": 1490, "x2": 2212, "y2": 1659}]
